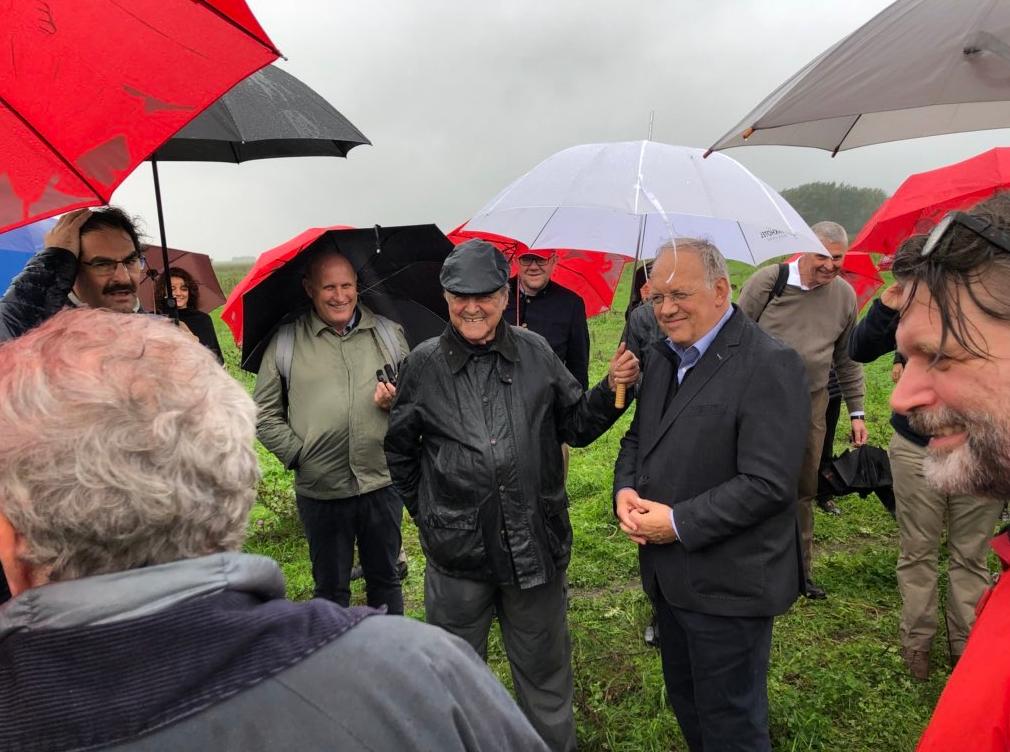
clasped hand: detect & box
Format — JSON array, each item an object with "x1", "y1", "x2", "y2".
[
  {"x1": 615, "y1": 488, "x2": 677, "y2": 546},
  {"x1": 607, "y1": 342, "x2": 640, "y2": 391}
]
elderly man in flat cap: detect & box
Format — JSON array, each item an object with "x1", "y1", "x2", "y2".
[{"x1": 385, "y1": 240, "x2": 639, "y2": 751}]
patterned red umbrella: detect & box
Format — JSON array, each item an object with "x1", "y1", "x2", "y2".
[
  {"x1": 447, "y1": 226, "x2": 630, "y2": 318},
  {"x1": 851, "y1": 148, "x2": 1010, "y2": 255},
  {"x1": 0, "y1": 1, "x2": 279, "y2": 233}
]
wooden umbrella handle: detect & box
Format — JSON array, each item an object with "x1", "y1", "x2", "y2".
[{"x1": 614, "y1": 382, "x2": 627, "y2": 409}]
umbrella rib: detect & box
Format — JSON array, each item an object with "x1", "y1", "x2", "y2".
[
  {"x1": 831, "y1": 115, "x2": 861, "y2": 158},
  {"x1": 192, "y1": 1, "x2": 282, "y2": 56},
  {"x1": 0, "y1": 94, "x2": 105, "y2": 202},
  {"x1": 526, "y1": 207, "x2": 561, "y2": 250}
]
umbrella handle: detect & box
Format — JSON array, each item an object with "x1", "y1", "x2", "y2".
[{"x1": 614, "y1": 382, "x2": 627, "y2": 409}]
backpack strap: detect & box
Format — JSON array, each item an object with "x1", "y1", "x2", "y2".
[
  {"x1": 756, "y1": 263, "x2": 790, "y2": 322},
  {"x1": 371, "y1": 315, "x2": 405, "y2": 379},
  {"x1": 273, "y1": 322, "x2": 296, "y2": 413}
]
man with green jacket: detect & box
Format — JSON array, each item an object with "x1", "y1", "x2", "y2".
[{"x1": 255, "y1": 250, "x2": 408, "y2": 614}]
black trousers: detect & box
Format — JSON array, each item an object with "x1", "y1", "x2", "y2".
[
  {"x1": 295, "y1": 486, "x2": 404, "y2": 615},
  {"x1": 655, "y1": 597, "x2": 774, "y2": 752},
  {"x1": 816, "y1": 394, "x2": 843, "y2": 501}
]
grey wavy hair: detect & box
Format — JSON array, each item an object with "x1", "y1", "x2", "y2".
[
  {"x1": 811, "y1": 220, "x2": 849, "y2": 248},
  {"x1": 655, "y1": 237, "x2": 730, "y2": 288},
  {"x1": 0, "y1": 308, "x2": 260, "y2": 582}
]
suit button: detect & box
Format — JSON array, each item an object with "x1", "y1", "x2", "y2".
[
  {"x1": 498, "y1": 485, "x2": 506, "y2": 492},
  {"x1": 640, "y1": 475, "x2": 650, "y2": 483}
]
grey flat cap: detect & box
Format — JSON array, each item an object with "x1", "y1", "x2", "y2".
[{"x1": 439, "y1": 239, "x2": 511, "y2": 294}]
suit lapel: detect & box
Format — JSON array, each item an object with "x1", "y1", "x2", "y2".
[{"x1": 642, "y1": 308, "x2": 745, "y2": 458}]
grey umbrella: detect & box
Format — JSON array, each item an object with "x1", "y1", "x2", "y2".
[
  {"x1": 707, "y1": 0, "x2": 1010, "y2": 157},
  {"x1": 145, "y1": 64, "x2": 370, "y2": 316}
]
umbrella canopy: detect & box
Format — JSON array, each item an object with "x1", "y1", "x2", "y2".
[
  {"x1": 226, "y1": 225, "x2": 454, "y2": 373},
  {"x1": 139, "y1": 246, "x2": 226, "y2": 314},
  {"x1": 0, "y1": 1, "x2": 279, "y2": 234},
  {"x1": 0, "y1": 217, "x2": 55, "y2": 293},
  {"x1": 851, "y1": 147, "x2": 1010, "y2": 255},
  {"x1": 446, "y1": 226, "x2": 629, "y2": 317},
  {"x1": 707, "y1": 0, "x2": 1010, "y2": 155},
  {"x1": 151, "y1": 64, "x2": 371, "y2": 162},
  {"x1": 461, "y1": 141, "x2": 826, "y2": 266}
]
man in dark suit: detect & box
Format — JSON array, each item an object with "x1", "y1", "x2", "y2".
[{"x1": 613, "y1": 238, "x2": 809, "y2": 751}]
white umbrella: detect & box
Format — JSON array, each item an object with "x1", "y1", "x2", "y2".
[
  {"x1": 707, "y1": 0, "x2": 1010, "y2": 155},
  {"x1": 461, "y1": 140, "x2": 826, "y2": 266}
]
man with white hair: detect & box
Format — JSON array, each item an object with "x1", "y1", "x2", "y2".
[
  {"x1": 0, "y1": 308, "x2": 549, "y2": 751},
  {"x1": 738, "y1": 220, "x2": 868, "y2": 599},
  {"x1": 887, "y1": 191, "x2": 1010, "y2": 750}
]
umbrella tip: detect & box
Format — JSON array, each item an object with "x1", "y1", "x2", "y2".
[{"x1": 374, "y1": 224, "x2": 382, "y2": 253}]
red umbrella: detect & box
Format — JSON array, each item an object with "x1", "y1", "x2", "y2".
[
  {"x1": 851, "y1": 148, "x2": 1010, "y2": 255},
  {"x1": 222, "y1": 225, "x2": 355, "y2": 345},
  {"x1": 447, "y1": 226, "x2": 630, "y2": 318},
  {"x1": 140, "y1": 246, "x2": 226, "y2": 314},
  {"x1": 785, "y1": 251, "x2": 883, "y2": 312},
  {"x1": 0, "y1": 1, "x2": 279, "y2": 234}
]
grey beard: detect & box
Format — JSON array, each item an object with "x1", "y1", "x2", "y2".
[{"x1": 909, "y1": 406, "x2": 1010, "y2": 499}]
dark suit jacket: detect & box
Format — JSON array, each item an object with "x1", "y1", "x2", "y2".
[{"x1": 613, "y1": 306, "x2": 809, "y2": 618}]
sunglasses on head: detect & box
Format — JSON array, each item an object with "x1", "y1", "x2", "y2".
[{"x1": 922, "y1": 211, "x2": 1010, "y2": 258}]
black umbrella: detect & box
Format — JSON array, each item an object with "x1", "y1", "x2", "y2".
[
  {"x1": 145, "y1": 64, "x2": 371, "y2": 317},
  {"x1": 240, "y1": 224, "x2": 453, "y2": 373},
  {"x1": 819, "y1": 444, "x2": 896, "y2": 518}
]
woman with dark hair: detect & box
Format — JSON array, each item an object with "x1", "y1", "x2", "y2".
[{"x1": 159, "y1": 267, "x2": 224, "y2": 363}]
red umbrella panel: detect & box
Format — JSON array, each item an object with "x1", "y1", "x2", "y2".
[
  {"x1": 140, "y1": 246, "x2": 226, "y2": 314},
  {"x1": 785, "y1": 251, "x2": 883, "y2": 312},
  {"x1": 221, "y1": 225, "x2": 355, "y2": 345},
  {"x1": 0, "y1": 1, "x2": 279, "y2": 234},
  {"x1": 447, "y1": 227, "x2": 630, "y2": 318},
  {"x1": 851, "y1": 147, "x2": 1010, "y2": 255}
]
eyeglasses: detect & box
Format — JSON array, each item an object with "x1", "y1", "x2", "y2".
[
  {"x1": 517, "y1": 254, "x2": 553, "y2": 267},
  {"x1": 922, "y1": 211, "x2": 1010, "y2": 259},
  {"x1": 79, "y1": 251, "x2": 148, "y2": 276},
  {"x1": 648, "y1": 289, "x2": 697, "y2": 307}
]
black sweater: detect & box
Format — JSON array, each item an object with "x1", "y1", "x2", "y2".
[{"x1": 848, "y1": 298, "x2": 928, "y2": 447}]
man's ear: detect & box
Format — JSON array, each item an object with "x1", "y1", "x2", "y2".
[
  {"x1": 714, "y1": 277, "x2": 731, "y2": 305},
  {"x1": 0, "y1": 510, "x2": 32, "y2": 597}
]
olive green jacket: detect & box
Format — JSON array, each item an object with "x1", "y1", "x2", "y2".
[{"x1": 254, "y1": 305, "x2": 408, "y2": 499}]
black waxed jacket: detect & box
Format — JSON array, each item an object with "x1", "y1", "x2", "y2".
[
  {"x1": 0, "y1": 247, "x2": 77, "y2": 341},
  {"x1": 385, "y1": 322, "x2": 628, "y2": 590}
]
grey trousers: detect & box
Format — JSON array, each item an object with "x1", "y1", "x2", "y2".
[
  {"x1": 797, "y1": 387, "x2": 829, "y2": 578},
  {"x1": 424, "y1": 565, "x2": 577, "y2": 752},
  {"x1": 889, "y1": 432, "x2": 1002, "y2": 655}
]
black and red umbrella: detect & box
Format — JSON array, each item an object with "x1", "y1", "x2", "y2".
[
  {"x1": 0, "y1": 0, "x2": 279, "y2": 234},
  {"x1": 223, "y1": 225, "x2": 454, "y2": 373}
]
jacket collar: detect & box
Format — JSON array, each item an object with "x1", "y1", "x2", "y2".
[
  {"x1": 440, "y1": 319, "x2": 519, "y2": 373},
  {"x1": 308, "y1": 303, "x2": 377, "y2": 337},
  {"x1": 0, "y1": 552, "x2": 284, "y2": 639}
]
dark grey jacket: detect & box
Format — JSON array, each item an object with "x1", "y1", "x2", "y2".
[
  {"x1": 614, "y1": 307, "x2": 808, "y2": 617},
  {"x1": 0, "y1": 247, "x2": 76, "y2": 341},
  {"x1": 0, "y1": 553, "x2": 549, "y2": 752},
  {"x1": 385, "y1": 322, "x2": 627, "y2": 589}
]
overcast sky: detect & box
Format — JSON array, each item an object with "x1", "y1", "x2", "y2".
[{"x1": 111, "y1": 0, "x2": 1010, "y2": 260}]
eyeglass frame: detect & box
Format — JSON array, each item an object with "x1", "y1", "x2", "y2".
[
  {"x1": 921, "y1": 211, "x2": 1010, "y2": 259},
  {"x1": 516, "y1": 253, "x2": 555, "y2": 268},
  {"x1": 647, "y1": 289, "x2": 699, "y2": 307},
  {"x1": 78, "y1": 250, "x2": 149, "y2": 277}
]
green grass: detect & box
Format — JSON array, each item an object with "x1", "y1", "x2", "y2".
[{"x1": 214, "y1": 263, "x2": 976, "y2": 751}]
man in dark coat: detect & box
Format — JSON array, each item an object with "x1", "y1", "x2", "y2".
[
  {"x1": 613, "y1": 238, "x2": 809, "y2": 751},
  {"x1": 385, "y1": 239, "x2": 639, "y2": 752},
  {"x1": 0, "y1": 207, "x2": 148, "y2": 342},
  {"x1": 504, "y1": 250, "x2": 590, "y2": 389}
]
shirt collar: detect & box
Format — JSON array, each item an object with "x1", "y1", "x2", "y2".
[
  {"x1": 309, "y1": 306, "x2": 360, "y2": 337},
  {"x1": 666, "y1": 305, "x2": 734, "y2": 360},
  {"x1": 440, "y1": 319, "x2": 518, "y2": 372}
]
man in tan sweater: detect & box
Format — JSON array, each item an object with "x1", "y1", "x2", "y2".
[{"x1": 738, "y1": 221, "x2": 868, "y2": 599}]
